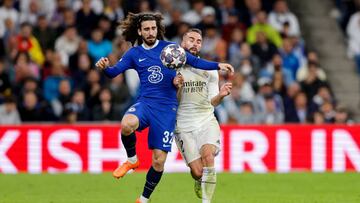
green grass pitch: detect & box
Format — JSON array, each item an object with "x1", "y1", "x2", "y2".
[{"x1": 1, "y1": 172, "x2": 360, "y2": 203}]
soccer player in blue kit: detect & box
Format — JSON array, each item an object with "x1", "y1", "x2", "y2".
[{"x1": 95, "y1": 12, "x2": 234, "y2": 203}]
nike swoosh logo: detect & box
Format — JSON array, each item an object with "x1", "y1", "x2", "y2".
[
  {"x1": 163, "y1": 144, "x2": 171, "y2": 148},
  {"x1": 139, "y1": 58, "x2": 146, "y2": 62}
]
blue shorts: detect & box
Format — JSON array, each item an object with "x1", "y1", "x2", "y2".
[{"x1": 125, "y1": 102, "x2": 177, "y2": 152}]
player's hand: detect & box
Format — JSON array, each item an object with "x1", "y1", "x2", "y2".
[
  {"x1": 219, "y1": 82, "x2": 232, "y2": 97},
  {"x1": 173, "y1": 73, "x2": 184, "y2": 89},
  {"x1": 95, "y1": 57, "x2": 110, "y2": 70},
  {"x1": 218, "y1": 63, "x2": 234, "y2": 75}
]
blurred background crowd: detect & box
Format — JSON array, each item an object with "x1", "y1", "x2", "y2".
[{"x1": 0, "y1": 0, "x2": 355, "y2": 124}]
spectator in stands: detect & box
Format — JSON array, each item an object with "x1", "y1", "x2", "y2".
[
  {"x1": 251, "y1": 31, "x2": 278, "y2": 68},
  {"x1": 182, "y1": 0, "x2": 205, "y2": 26},
  {"x1": 15, "y1": 77, "x2": 44, "y2": 103},
  {"x1": 170, "y1": 22, "x2": 190, "y2": 44},
  {"x1": 0, "y1": 59, "x2": 11, "y2": 97},
  {"x1": 196, "y1": 6, "x2": 217, "y2": 31},
  {"x1": 13, "y1": 51, "x2": 40, "y2": 82},
  {"x1": 55, "y1": 25, "x2": 81, "y2": 67},
  {"x1": 241, "y1": 0, "x2": 262, "y2": 27},
  {"x1": 66, "y1": 89, "x2": 90, "y2": 121},
  {"x1": 2, "y1": 17, "x2": 17, "y2": 59},
  {"x1": 98, "y1": 15, "x2": 114, "y2": 41},
  {"x1": 15, "y1": 23, "x2": 45, "y2": 66},
  {"x1": 217, "y1": 0, "x2": 239, "y2": 25},
  {"x1": 165, "y1": 9, "x2": 183, "y2": 40},
  {"x1": 296, "y1": 51, "x2": 327, "y2": 82},
  {"x1": 33, "y1": 15, "x2": 56, "y2": 52},
  {"x1": 223, "y1": 73, "x2": 255, "y2": 121},
  {"x1": 0, "y1": 96, "x2": 21, "y2": 124},
  {"x1": 75, "y1": 0, "x2": 99, "y2": 39},
  {"x1": 300, "y1": 61, "x2": 329, "y2": 101},
  {"x1": 308, "y1": 111, "x2": 325, "y2": 124},
  {"x1": 92, "y1": 87, "x2": 122, "y2": 121},
  {"x1": 49, "y1": 0, "x2": 68, "y2": 29},
  {"x1": 201, "y1": 24, "x2": 227, "y2": 62},
  {"x1": 103, "y1": 0, "x2": 125, "y2": 25},
  {"x1": 56, "y1": 8, "x2": 76, "y2": 34},
  {"x1": 346, "y1": 10, "x2": 360, "y2": 73},
  {"x1": 72, "y1": 0, "x2": 104, "y2": 15},
  {"x1": 72, "y1": 52, "x2": 92, "y2": 88},
  {"x1": 43, "y1": 54, "x2": 68, "y2": 102},
  {"x1": 237, "y1": 101, "x2": 259, "y2": 124},
  {"x1": 257, "y1": 93, "x2": 284, "y2": 124},
  {"x1": 18, "y1": 91, "x2": 43, "y2": 121},
  {"x1": 228, "y1": 30, "x2": 245, "y2": 66},
  {"x1": 320, "y1": 101, "x2": 336, "y2": 123},
  {"x1": 312, "y1": 85, "x2": 335, "y2": 108},
  {"x1": 87, "y1": 28, "x2": 112, "y2": 62},
  {"x1": 51, "y1": 79, "x2": 72, "y2": 118},
  {"x1": 82, "y1": 69, "x2": 102, "y2": 109},
  {"x1": 279, "y1": 38, "x2": 300, "y2": 79},
  {"x1": 272, "y1": 70, "x2": 287, "y2": 97},
  {"x1": 222, "y1": 10, "x2": 247, "y2": 44},
  {"x1": 262, "y1": 54, "x2": 294, "y2": 87},
  {"x1": 247, "y1": 11, "x2": 283, "y2": 47},
  {"x1": 254, "y1": 77, "x2": 284, "y2": 115},
  {"x1": 108, "y1": 74, "x2": 132, "y2": 115},
  {"x1": 334, "y1": 104, "x2": 352, "y2": 124},
  {"x1": 0, "y1": 0, "x2": 19, "y2": 44},
  {"x1": 19, "y1": 0, "x2": 40, "y2": 25},
  {"x1": 285, "y1": 91, "x2": 315, "y2": 123},
  {"x1": 268, "y1": 0, "x2": 300, "y2": 37}
]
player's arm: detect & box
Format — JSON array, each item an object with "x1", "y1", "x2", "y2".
[
  {"x1": 185, "y1": 52, "x2": 234, "y2": 74},
  {"x1": 208, "y1": 71, "x2": 232, "y2": 106},
  {"x1": 95, "y1": 50, "x2": 134, "y2": 78}
]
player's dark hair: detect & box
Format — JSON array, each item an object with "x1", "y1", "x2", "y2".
[{"x1": 120, "y1": 12, "x2": 165, "y2": 46}]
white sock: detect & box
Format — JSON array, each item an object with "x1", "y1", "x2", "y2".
[
  {"x1": 201, "y1": 167, "x2": 216, "y2": 203},
  {"x1": 139, "y1": 195, "x2": 149, "y2": 203},
  {"x1": 128, "y1": 155, "x2": 138, "y2": 164}
]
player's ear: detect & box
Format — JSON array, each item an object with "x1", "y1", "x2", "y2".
[{"x1": 137, "y1": 28, "x2": 142, "y2": 37}]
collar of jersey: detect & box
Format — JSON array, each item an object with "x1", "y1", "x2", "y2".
[{"x1": 141, "y1": 40, "x2": 159, "y2": 50}]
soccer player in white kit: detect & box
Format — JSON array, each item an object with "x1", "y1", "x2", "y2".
[{"x1": 174, "y1": 28, "x2": 232, "y2": 203}]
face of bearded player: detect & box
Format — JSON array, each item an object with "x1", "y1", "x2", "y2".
[
  {"x1": 181, "y1": 31, "x2": 203, "y2": 56},
  {"x1": 138, "y1": 20, "x2": 158, "y2": 46}
]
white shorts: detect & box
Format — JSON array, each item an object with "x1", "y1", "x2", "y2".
[{"x1": 174, "y1": 117, "x2": 221, "y2": 165}]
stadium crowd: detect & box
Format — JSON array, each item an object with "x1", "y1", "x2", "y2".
[{"x1": 0, "y1": 0, "x2": 352, "y2": 124}]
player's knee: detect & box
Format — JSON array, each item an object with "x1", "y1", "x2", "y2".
[
  {"x1": 121, "y1": 123, "x2": 133, "y2": 135},
  {"x1": 152, "y1": 156, "x2": 166, "y2": 171},
  {"x1": 202, "y1": 153, "x2": 215, "y2": 166}
]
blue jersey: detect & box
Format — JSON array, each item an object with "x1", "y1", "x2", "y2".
[{"x1": 103, "y1": 40, "x2": 219, "y2": 107}]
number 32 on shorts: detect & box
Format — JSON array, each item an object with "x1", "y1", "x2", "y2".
[{"x1": 162, "y1": 131, "x2": 173, "y2": 147}]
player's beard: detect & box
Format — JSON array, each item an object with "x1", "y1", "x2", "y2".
[
  {"x1": 143, "y1": 36, "x2": 156, "y2": 46},
  {"x1": 188, "y1": 47, "x2": 199, "y2": 56}
]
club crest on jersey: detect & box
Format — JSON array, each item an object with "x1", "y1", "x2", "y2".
[
  {"x1": 147, "y1": 66, "x2": 163, "y2": 84},
  {"x1": 128, "y1": 107, "x2": 136, "y2": 112}
]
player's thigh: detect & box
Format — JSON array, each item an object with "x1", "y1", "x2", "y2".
[
  {"x1": 122, "y1": 102, "x2": 150, "y2": 134},
  {"x1": 148, "y1": 107, "x2": 177, "y2": 152},
  {"x1": 174, "y1": 130, "x2": 201, "y2": 165},
  {"x1": 198, "y1": 119, "x2": 220, "y2": 162}
]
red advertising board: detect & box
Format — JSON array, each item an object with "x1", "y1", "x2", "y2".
[{"x1": 0, "y1": 124, "x2": 359, "y2": 173}]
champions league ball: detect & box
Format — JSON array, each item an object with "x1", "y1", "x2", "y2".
[{"x1": 160, "y1": 44, "x2": 187, "y2": 70}]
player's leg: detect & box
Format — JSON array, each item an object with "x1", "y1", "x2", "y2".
[
  {"x1": 188, "y1": 158, "x2": 203, "y2": 199},
  {"x1": 137, "y1": 105, "x2": 175, "y2": 203},
  {"x1": 175, "y1": 130, "x2": 204, "y2": 198},
  {"x1": 113, "y1": 103, "x2": 147, "y2": 179},
  {"x1": 199, "y1": 119, "x2": 221, "y2": 203},
  {"x1": 138, "y1": 149, "x2": 168, "y2": 203},
  {"x1": 200, "y1": 144, "x2": 217, "y2": 203}
]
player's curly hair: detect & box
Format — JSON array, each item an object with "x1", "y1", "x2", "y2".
[{"x1": 120, "y1": 12, "x2": 165, "y2": 46}]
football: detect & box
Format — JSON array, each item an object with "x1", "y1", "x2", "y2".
[{"x1": 160, "y1": 44, "x2": 187, "y2": 69}]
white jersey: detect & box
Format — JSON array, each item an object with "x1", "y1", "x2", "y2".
[{"x1": 176, "y1": 66, "x2": 219, "y2": 132}]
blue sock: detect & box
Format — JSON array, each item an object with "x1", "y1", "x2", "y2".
[
  {"x1": 121, "y1": 132, "x2": 136, "y2": 157},
  {"x1": 142, "y1": 166, "x2": 163, "y2": 198}
]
